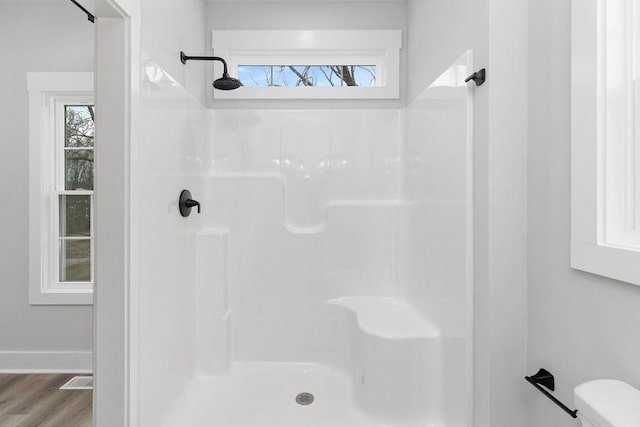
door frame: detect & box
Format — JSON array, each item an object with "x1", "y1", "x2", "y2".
[{"x1": 91, "y1": 0, "x2": 139, "y2": 425}]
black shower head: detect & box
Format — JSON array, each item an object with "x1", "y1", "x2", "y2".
[
  {"x1": 180, "y1": 51, "x2": 244, "y2": 91},
  {"x1": 213, "y1": 73, "x2": 244, "y2": 90}
]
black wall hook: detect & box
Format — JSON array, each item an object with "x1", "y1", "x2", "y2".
[
  {"x1": 525, "y1": 369, "x2": 578, "y2": 419},
  {"x1": 179, "y1": 190, "x2": 201, "y2": 217},
  {"x1": 528, "y1": 368, "x2": 555, "y2": 390},
  {"x1": 465, "y1": 68, "x2": 486, "y2": 86}
]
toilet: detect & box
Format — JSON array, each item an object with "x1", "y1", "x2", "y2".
[{"x1": 574, "y1": 380, "x2": 640, "y2": 427}]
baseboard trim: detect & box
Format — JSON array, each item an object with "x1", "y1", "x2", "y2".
[{"x1": 0, "y1": 351, "x2": 92, "y2": 374}]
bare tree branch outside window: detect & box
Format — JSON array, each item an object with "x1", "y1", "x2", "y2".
[
  {"x1": 60, "y1": 105, "x2": 94, "y2": 282},
  {"x1": 238, "y1": 65, "x2": 376, "y2": 87}
]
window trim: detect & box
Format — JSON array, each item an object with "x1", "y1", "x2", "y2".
[
  {"x1": 211, "y1": 30, "x2": 401, "y2": 100},
  {"x1": 571, "y1": 0, "x2": 640, "y2": 286},
  {"x1": 28, "y1": 72, "x2": 94, "y2": 305}
]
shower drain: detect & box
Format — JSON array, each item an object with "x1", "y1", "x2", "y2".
[{"x1": 295, "y1": 392, "x2": 314, "y2": 406}]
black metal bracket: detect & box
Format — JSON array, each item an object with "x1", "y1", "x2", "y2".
[
  {"x1": 180, "y1": 51, "x2": 228, "y2": 69},
  {"x1": 179, "y1": 190, "x2": 201, "y2": 217},
  {"x1": 69, "y1": 0, "x2": 95, "y2": 23},
  {"x1": 465, "y1": 68, "x2": 486, "y2": 87},
  {"x1": 525, "y1": 369, "x2": 578, "y2": 419}
]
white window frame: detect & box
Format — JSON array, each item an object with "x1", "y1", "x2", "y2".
[
  {"x1": 211, "y1": 30, "x2": 401, "y2": 100},
  {"x1": 571, "y1": 0, "x2": 640, "y2": 286},
  {"x1": 28, "y1": 72, "x2": 94, "y2": 305}
]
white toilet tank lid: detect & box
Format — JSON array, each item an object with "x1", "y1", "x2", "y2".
[{"x1": 574, "y1": 380, "x2": 640, "y2": 427}]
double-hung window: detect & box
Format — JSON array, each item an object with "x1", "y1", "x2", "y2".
[
  {"x1": 571, "y1": 0, "x2": 640, "y2": 285},
  {"x1": 58, "y1": 103, "x2": 94, "y2": 283},
  {"x1": 28, "y1": 72, "x2": 94, "y2": 304}
]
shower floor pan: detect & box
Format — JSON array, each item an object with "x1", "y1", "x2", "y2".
[
  {"x1": 163, "y1": 298, "x2": 445, "y2": 427},
  {"x1": 164, "y1": 362, "x2": 389, "y2": 427},
  {"x1": 163, "y1": 362, "x2": 445, "y2": 427}
]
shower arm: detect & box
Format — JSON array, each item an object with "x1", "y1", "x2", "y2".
[{"x1": 180, "y1": 51, "x2": 230, "y2": 74}]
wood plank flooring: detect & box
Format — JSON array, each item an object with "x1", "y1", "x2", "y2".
[{"x1": 0, "y1": 374, "x2": 92, "y2": 427}]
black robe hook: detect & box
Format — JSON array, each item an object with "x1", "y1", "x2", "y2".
[{"x1": 465, "y1": 68, "x2": 486, "y2": 86}]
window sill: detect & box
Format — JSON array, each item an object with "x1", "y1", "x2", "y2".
[
  {"x1": 571, "y1": 240, "x2": 640, "y2": 286},
  {"x1": 213, "y1": 86, "x2": 400, "y2": 100},
  {"x1": 29, "y1": 288, "x2": 93, "y2": 305}
]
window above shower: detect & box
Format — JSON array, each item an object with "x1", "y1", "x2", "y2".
[{"x1": 211, "y1": 30, "x2": 401, "y2": 99}]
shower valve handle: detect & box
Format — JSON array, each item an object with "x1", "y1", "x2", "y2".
[
  {"x1": 179, "y1": 189, "x2": 201, "y2": 217},
  {"x1": 185, "y1": 198, "x2": 201, "y2": 214}
]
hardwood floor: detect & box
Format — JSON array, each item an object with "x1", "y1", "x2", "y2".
[{"x1": 0, "y1": 374, "x2": 92, "y2": 427}]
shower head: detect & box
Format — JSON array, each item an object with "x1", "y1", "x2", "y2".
[
  {"x1": 213, "y1": 73, "x2": 244, "y2": 90},
  {"x1": 180, "y1": 51, "x2": 243, "y2": 91}
]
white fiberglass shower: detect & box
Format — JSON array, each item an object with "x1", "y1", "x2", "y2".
[{"x1": 135, "y1": 51, "x2": 474, "y2": 427}]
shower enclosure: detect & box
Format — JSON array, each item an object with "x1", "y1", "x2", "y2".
[{"x1": 134, "y1": 51, "x2": 474, "y2": 427}]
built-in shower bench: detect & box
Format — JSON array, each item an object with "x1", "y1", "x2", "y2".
[
  {"x1": 326, "y1": 296, "x2": 441, "y2": 425},
  {"x1": 327, "y1": 296, "x2": 439, "y2": 339}
]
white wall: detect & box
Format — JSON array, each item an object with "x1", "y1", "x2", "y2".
[
  {"x1": 407, "y1": 0, "x2": 478, "y2": 103},
  {"x1": 206, "y1": 1, "x2": 407, "y2": 108},
  {"x1": 408, "y1": 1, "x2": 529, "y2": 426},
  {"x1": 401, "y1": 53, "x2": 474, "y2": 427},
  {"x1": 0, "y1": 2, "x2": 93, "y2": 371},
  {"x1": 141, "y1": 0, "x2": 207, "y2": 104},
  {"x1": 133, "y1": 0, "x2": 209, "y2": 424},
  {"x1": 485, "y1": 2, "x2": 529, "y2": 426},
  {"x1": 527, "y1": 1, "x2": 640, "y2": 426},
  {"x1": 134, "y1": 58, "x2": 208, "y2": 426}
]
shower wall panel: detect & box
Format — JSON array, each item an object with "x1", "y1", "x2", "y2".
[
  {"x1": 210, "y1": 109, "x2": 403, "y2": 209},
  {"x1": 155, "y1": 55, "x2": 473, "y2": 427},
  {"x1": 202, "y1": 107, "x2": 404, "y2": 366},
  {"x1": 400, "y1": 52, "x2": 474, "y2": 427},
  {"x1": 192, "y1": 108, "x2": 446, "y2": 426},
  {"x1": 135, "y1": 56, "x2": 209, "y2": 426}
]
